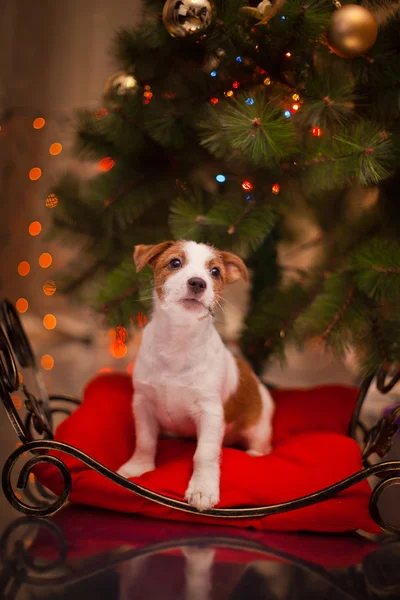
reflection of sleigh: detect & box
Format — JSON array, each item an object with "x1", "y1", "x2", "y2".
[
  {"x1": 0, "y1": 297, "x2": 400, "y2": 531},
  {"x1": 1, "y1": 508, "x2": 399, "y2": 599}
]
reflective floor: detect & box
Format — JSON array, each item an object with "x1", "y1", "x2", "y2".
[{"x1": 0, "y1": 505, "x2": 399, "y2": 600}]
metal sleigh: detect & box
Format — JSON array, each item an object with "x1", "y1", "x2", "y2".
[{"x1": 0, "y1": 298, "x2": 399, "y2": 531}]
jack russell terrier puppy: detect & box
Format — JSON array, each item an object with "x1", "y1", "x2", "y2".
[{"x1": 118, "y1": 240, "x2": 274, "y2": 511}]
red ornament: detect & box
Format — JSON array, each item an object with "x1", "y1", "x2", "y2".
[
  {"x1": 312, "y1": 127, "x2": 323, "y2": 137},
  {"x1": 272, "y1": 183, "x2": 280, "y2": 195},
  {"x1": 242, "y1": 180, "x2": 253, "y2": 191},
  {"x1": 210, "y1": 97, "x2": 219, "y2": 105}
]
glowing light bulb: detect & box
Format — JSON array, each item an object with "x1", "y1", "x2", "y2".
[
  {"x1": 312, "y1": 127, "x2": 323, "y2": 137},
  {"x1": 242, "y1": 180, "x2": 253, "y2": 191},
  {"x1": 210, "y1": 97, "x2": 219, "y2": 105},
  {"x1": 210, "y1": 70, "x2": 217, "y2": 77},
  {"x1": 284, "y1": 110, "x2": 291, "y2": 118},
  {"x1": 292, "y1": 103, "x2": 300, "y2": 111},
  {"x1": 272, "y1": 183, "x2": 280, "y2": 195},
  {"x1": 292, "y1": 93, "x2": 300, "y2": 101},
  {"x1": 285, "y1": 52, "x2": 292, "y2": 58},
  {"x1": 236, "y1": 56, "x2": 243, "y2": 63},
  {"x1": 232, "y1": 81, "x2": 240, "y2": 89},
  {"x1": 99, "y1": 157, "x2": 114, "y2": 171},
  {"x1": 216, "y1": 174, "x2": 226, "y2": 183},
  {"x1": 264, "y1": 77, "x2": 271, "y2": 85},
  {"x1": 245, "y1": 97, "x2": 255, "y2": 105}
]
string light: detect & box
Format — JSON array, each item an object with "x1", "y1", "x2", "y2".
[
  {"x1": 45, "y1": 193, "x2": 58, "y2": 208},
  {"x1": 292, "y1": 103, "x2": 300, "y2": 112},
  {"x1": 264, "y1": 77, "x2": 271, "y2": 85},
  {"x1": 245, "y1": 98, "x2": 255, "y2": 105},
  {"x1": 39, "y1": 253, "x2": 52, "y2": 268},
  {"x1": 292, "y1": 93, "x2": 300, "y2": 101},
  {"x1": 210, "y1": 70, "x2": 217, "y2": 77},
  {"x1": 226, "y1": 90, "x2": 234, "y2": 97},
  {"x1": 16, "y1": 298, "x2": 28, "y2": 313},
  {"x1": 110, "y1": 342, "x2": 127, "y2": 358},
  {"x1": 236, "y1": 56, "x2": 243, "y2": 62},
  {"x1": 143, "y1": 91, "x2": 153, "y2": 99},
  {"x1": 18, "y1": 261, "x2": 30, "y2": 276},
  {"x1": 95, "y1": 108, "x2": 108, "y2": 119},
  {"x1": 99, "y1": 157, "x2": 115, "y2": 171},
  {"x1": 312, "y1": 127, "x2": 323, "y2": 137},
  {"x1": 281, "y1": 16, "x2": 286, "y2": 20},
  {"x1": 43, "y1": 280, "x2": 57, "y2": 296},
  {"x1": 210, "y1": 97, "x2": 219, "y2": 105},
  {"x1": 272, "y1": 183, "x2": 280, "y2": 195},
  {"x1": 43, "y1": 314, "x2": 57, "y2": 330},
  {"x1": 284, "y1": 110, "x2": 291, "y2": 118},
  {"x1": 246, "y1": 194, "x2": 255, "y2": 203},
  {"x1": 242, "y1": 180, "x2": 253, "y2": 191},
  {"x1": 216, "y1": 174, "x2": 226, "y2": 183},
  {"x1": 285, "y1": 52, "x2": 292, "y2": 58},
  {"x1": 41, "y1": 355, "x2": 54, "y2": 370},
  {"x1": 232, "y1": 81, "x2": 240, "y2": 89},
  {"x1": 33, "y1": 118, "x2": 45, "y2": 129},
  {"x1": 28, "y1": 221, "x2": 42, "y2": 236},
  {"x1": 49, "y1": 143, "x2": 62, "y2": 156},
  {"x1": 29, "y1": 167, "x2": 42, "y2": 181}
]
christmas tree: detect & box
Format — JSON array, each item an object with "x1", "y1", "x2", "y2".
[{"x1": 50, "y1": 0, "x2": 400, "y2": 378}]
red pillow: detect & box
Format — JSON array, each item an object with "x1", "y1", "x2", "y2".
[{"x1": 36, "y1": 373, "x2": 380, "y2": 533}]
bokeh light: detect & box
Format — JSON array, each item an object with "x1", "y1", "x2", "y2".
[
  {"x1": 39, "y1": 253, "x2": 52, "y2": 268},
  {"x1": 33, "y1": 117, "x2": 45, "y2": 129},
  {"x1": 29, "y1": 168, "x2": 42, "y2": 181},
  {"x1": 43, "y1": 314, "x2": 57, "y2": 330},
  {"x1": 16, "y1": 298, "x2": 29, "y2": 313},
  {"x1": 41, "y1": 355, "x2": 54, "y2": 370},
  {"x1": 43, "y1": 280, "x2": 57, "y2": 296},
  {"x1": 49, "y1": 143, "x2": 62, "y2": 156},
  {"x1": 18, "y1": 261, "x2": 30, "y2": 276},
  {"x1": 29, "y1": 221, "x2": 42, "y2": 236},
  {"x1": 45, "y1": 193, "x2": 58, "y2": 208}
]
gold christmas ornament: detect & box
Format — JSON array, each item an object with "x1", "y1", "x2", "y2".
[
  {"x1": 104, "y1": 71, "x2": 137, "y2": 99},
  {"x1": 162, "y1": 0, "x2": 215, "y2": 39},
  {"x1": 240, "y1": 0, "x2": 285, "y2": 25},
  {"x1": 327, "y1": 4, "x2": 378, "y2": 59}
]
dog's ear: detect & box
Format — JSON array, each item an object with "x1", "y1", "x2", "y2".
[
  {"x1": 134, "y1": 241, "x2": 176, "y2": 273},
  {"x1": 220, "y1": 251, "x2": 249, "y2": 284}
]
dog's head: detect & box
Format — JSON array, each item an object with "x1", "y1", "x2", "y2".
[{"x1": 134, "y1": 240, "x2": 248, "y2": 319}]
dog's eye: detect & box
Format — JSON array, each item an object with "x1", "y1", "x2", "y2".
[
  {"x1": 210, "y1": 267, "x2": 220, "y2": 278},
  {"x1": 169, "y1": 258, "x2": 182, "y2": 270}
]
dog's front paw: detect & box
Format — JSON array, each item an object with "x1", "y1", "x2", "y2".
[
  {"x1": 117, "y1": 458, "x2": 155, "y2": 479},
  {"x1": 185, "y1": 476, "x2": 220, "y2": 511}
]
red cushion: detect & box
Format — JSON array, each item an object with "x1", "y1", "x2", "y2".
[{"x1": 36, "y1": 373, "x2": 380, "y2": 533}]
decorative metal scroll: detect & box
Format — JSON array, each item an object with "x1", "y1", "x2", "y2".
[{"x1": 1, "y1": 297, "x2": 400, "y2": 532}]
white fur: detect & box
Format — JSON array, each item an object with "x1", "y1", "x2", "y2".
[{"x1": 118, "y1": 241, "x2": 274, "y2": 511}]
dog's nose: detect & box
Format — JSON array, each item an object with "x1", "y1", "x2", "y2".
[{"x1": 187, "y1": 277, "x2": 207, "y2": 294}]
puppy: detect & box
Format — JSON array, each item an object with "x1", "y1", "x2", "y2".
[{"x1": 118, "y1": 241, "x2": 274, "y2": 511}]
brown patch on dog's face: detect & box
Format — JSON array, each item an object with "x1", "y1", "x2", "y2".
[{"x1": 152, "y1": 242, "x2": 186, "y2": 300}]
